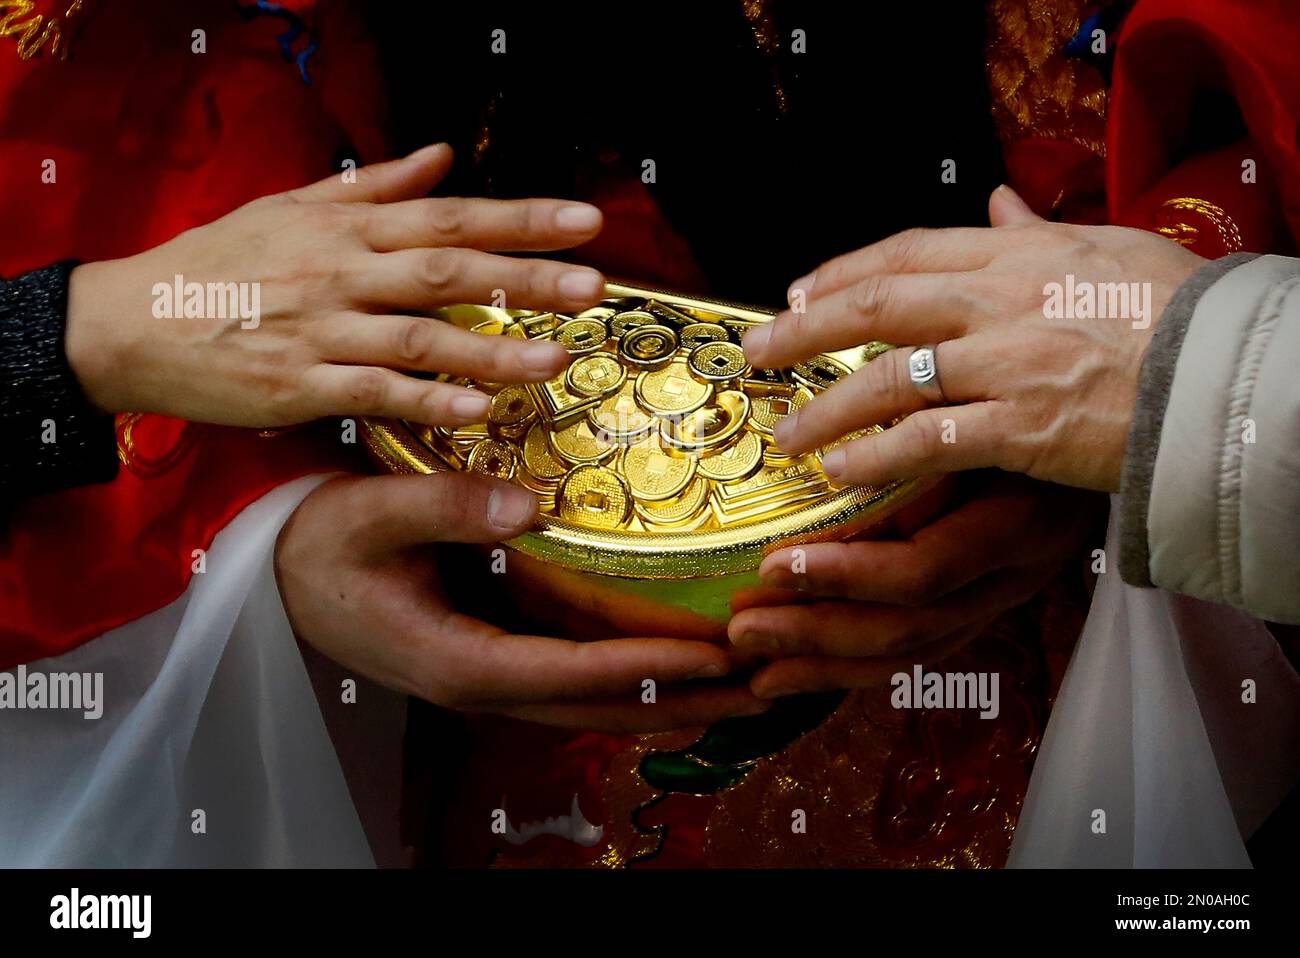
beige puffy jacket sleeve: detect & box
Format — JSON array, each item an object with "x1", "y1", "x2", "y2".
[{"x1": 1119, "y1": 253, "x2": 1300, "y2": 624}]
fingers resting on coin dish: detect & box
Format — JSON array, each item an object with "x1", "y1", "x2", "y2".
[{"x1": 275, "y1": 471, "x2": 768, "y2": 734}]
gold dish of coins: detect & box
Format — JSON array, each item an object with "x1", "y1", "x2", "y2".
[{"x1": 360, "y1": 283, "x2": 936, "y2": 623}]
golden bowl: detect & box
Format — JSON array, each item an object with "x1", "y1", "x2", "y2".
[{"x1": 361, "y1": 282, "x2": 940, "y2": 633}]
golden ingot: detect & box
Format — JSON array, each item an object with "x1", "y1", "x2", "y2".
[
  {"x1": 589, "y1": 387, "x2": 656, "y2": 444},
  {"x1": 617, "y1": 324, "x2": 678, "y2": 371},
  {"x1": 565, "y1": 353, "x2": 626, "y2": 399},
  {"x1": 792, "y1": 354, "x2": 852, "y2": 391},
  {"x1": 522, "y1": 422, "x2": 569, "y2": 480},
  {"x1": 359, "y1": 283, "x2": 940, "y2": 626},
  {"x1": 621, "y1": 440, "x2": 697, "y2": 502},
  {"x1": 553, "y1": 317, "x2": 608, "y2": 355},
  {"x1": 747, "y1": 386, "x2": 812, "y2": 437},
  {"x1": 549, "y1": 418, "x2": 616, "y2": 465},
  {"x1": 696, "y1": 429, "x2": 763, "y2": 482},
  {"x1": 687, "y1": 341, "x2": 750, "y2": 384},
  {"x1": 634, "y1": 360, "x2": 713, "y2": 418},
  {"x1": 661, "y1": 390, "x2": 750, "y2": 455},
  {"x1": 467, "y1": 439, "x2": 517, "y2": 480},
  {"x1": 558, "y1": 465, "x2": 632, "y2": 529},
  {"x1": 679, "y1": 322, "x2": 731, "y2": 348}
]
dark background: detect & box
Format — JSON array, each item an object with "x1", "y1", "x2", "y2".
[{"x1": 365, "y1": 0, "x2": 1006, "y2": 306}]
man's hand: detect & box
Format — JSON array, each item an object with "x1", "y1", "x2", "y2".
[
  {"x1": 275, "y1": 471, "x2": 769, "y2": 732},
  {"x1": 743, "y1": 186, "x2": 1205, "y2": 492},
  {"x1": 728, "y1": 475, "x2": 1103, "y2": 697},
  {"x1": 66, "y1": 143, "x2": 604, "y2": 428}
]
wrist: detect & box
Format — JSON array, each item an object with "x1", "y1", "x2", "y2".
[{"x1": 65, "y1": 259, "x2": 138, "y2": 414}]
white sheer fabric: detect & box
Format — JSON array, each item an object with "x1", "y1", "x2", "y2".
[
  {"x1": 1010, "y1": 500, "x2": 1300, "y2": 867},
  {"x1": 0, "y1": 475, "x2": 373, "y2": 868}
]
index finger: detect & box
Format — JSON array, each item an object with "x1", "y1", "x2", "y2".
[
  {"x1": 361, "y1": 197, "x2": 603, "y2": 253},
  {"x1": 788, "y1": 227, "x2": 998, "y2": 306}
]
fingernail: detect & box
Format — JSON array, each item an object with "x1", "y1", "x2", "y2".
[
  {"x1": 410, "y1": 142, "x2": 450, "y2": 161},
  {"x1": 688, "y1": 664, "x2": 726, "y2": 680},
  {"x1": 759, "y1": 687, "x2": 799, "y2": 700},
  {"x1": 522, "y1": 341, "x2": 567, "y2": 377},
  {"x1": 742, "y1": 323, "x2": 772, "y2": 357},
  {"x1": 487, "y1": 486, "x2": 536, "y2": 532},
  {"x1": 558, "y1": 268, "x2": 603, "y2": 301},
  {"x1": 772, "y1": 411, "x2": 799, "y2": 449},
  {"x1": 788, "y1": 272, "x2": 816, "y2": 301},
  {"x1": 450, "y1": 389, "x2": 490, "y2": 420},
  {"x1": 554, "y1": 204, "x2": 602, "y2": 232},
  {"x1": 820, "y1": 447, "x2": 846, "y2": 477}
]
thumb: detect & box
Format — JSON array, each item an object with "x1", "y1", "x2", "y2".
[
  {"x1": 288, "y1": 142, "x2": 455, "y2": 205},
  {"x1": 988, "y1": 184, "x2": 1042, "y2": 228},
  {"x1": 344, "y1": 471, "x2": 538, "y2": 554}
]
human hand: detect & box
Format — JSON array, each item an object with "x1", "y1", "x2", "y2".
[
  {"x1": 65, "y1": 143, "x2": 604, "y2": 428},
  {"x1": 742, "y1": 186, "x2": 1205, "y2": 492},
  {"x1": 275, "y1": 471, "x2": 769, "y2": 732},
  {"x1": 728, "y1": 474, "x2": 1104, "y2": 696}
]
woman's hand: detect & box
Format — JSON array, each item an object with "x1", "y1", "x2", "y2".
[
  {"x1": 64, "y1": 143, "x2": 605, "y2": 428},
  {"x1": 742, "y1": 186, "x2": 1206, "y2": 492},
  {"x1": 275, "y1": 471, "x2": 769, "y2": 732}
]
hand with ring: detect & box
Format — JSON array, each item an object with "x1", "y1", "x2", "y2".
[{"x1": 741, "y1": 186, "x2": 1207, "y2": 492}]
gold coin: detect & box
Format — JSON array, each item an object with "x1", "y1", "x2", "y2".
[
  {"x1": 621, "y1": 440, "x2": 697, "y2": 502},
  {"x1": 634, "y1": 476, "x2": 711, "y2": 528},
  {"x1": 588, "y1": 388, "x2": 656, "y2": 444},
  {"x1": 679, "y1": 322, "x2": 731, "y2": 348},
  {"x1": 687, "y1": 341, "x2": 750, "y2": 383},
  {"x1": 558, "y1": 465, "x2": 632, "y2": 529},
  {"x1": 696, "y1": 429, "x2": 763, "y2": 482},
  {"x1": 747, "y1": 386, "x2": 812, "y2": 437},
  {"x1": 661, "y1": 390, "x2": 750, "y2": 454},
  {"x1": 618, "y1": 324, "x2": 678, "y2": 370},
  {"x1": 565, "y1": 353, "x2": 627, "y2": 398},
  {"x1": 609, "y1": 309, "x2": 656, "y2": 337},
  {"x1": 522, "y1": 422, "x2": 569, "y2": 480},
  {"x1": 792, "y1": 355, "x2": 852, "y2": 391},
  {"x1": 488, "y1": 385, "x2": 536, "y2": 428},
  {"x1": 466, "y1": 439, "x2": 517, "y2": 480},
  {"x1": 553, "y1": 317, "x2": 609, "y2": 355},
  {"x1": 634, "y1": 360, "x2": 713, "y2": 417},
  {"x1": 575, "y1": 306, "x2": 617, "y2": 322},
  {"x1": 549, "y1": 418, "x2": 616, "y2": 465}
]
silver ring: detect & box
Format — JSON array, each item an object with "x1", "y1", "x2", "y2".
[{"x1": 907, "y1": 345, "x2": 945, "y2": 403}]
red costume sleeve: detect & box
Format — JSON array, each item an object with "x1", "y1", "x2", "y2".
[{"x1": 0, "y1": 0, "x2": 384, "y2": 668}]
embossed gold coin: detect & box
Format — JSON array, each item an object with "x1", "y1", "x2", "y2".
[
  {"x1": 634, "y1": 360, "x2": 713, "y2": 417},
  {"x1": 549, "y1": 418, "x2": 617, "y2": 465},
  {"x1": 618, "y1": 324, "x2": 678, "y2": 370},
  {"x1": 747, "y1": 386, "x2": 812, "y2": 437},
  {"x1": 589, "y1": 387, "x2": 656, "y2": 444},
  {"x1": 687, "y1": 341, "x2": 750, "y2": 383},
  {"x1": 634, "y1": 476, "x2": 711, "y2": 529},
  {"x1": 792, "y1": 354, "x2": 852, "y2": 391},
  {"x1": 608, "y1": 309, "x2": 656, "y2": 337},
  {"x1": 696, "y1": 429, "x2": 763, "y2": 482},
  {"x1": 488, "y1": 385, "x2": 536, "y2": 431},
  {"x1": 621, "y1": 441, "x2": 697, "y2": 502},
  {"x1": 558, "y1": 465, "x2": 632, "y2": 529},
  {"x1": 554, "y1": 317, "x2": 609, "y2": 355},
  {"x1": 661, "y1": 390, "x2": 750, "y2": 454},
  {"x1": 467, "y1": 439, "x2": 517, "y2": 480},
  {"x1": 679, "y1": 322, "x2": 731, "y2": 348},
  {"x1": 522, "y1": 422, "x2": 569, "y2": 480},
  {"x1": 565, "y1": 353, "x2": 627, "y2": 398}
]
